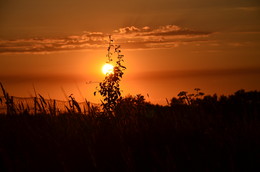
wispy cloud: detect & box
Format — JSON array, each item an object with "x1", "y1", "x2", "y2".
[
  {"x1": 130, "y1": 67, "x2": 260, "y2": 81},
  {"x1": 0, "y1": 32, "x2": 107, "y2": 54},
  {"x1": 233, "y1": 6, "x2": 260, "y2": 12},
  {"x1": 113, "y1": 25, "x2": 212, "y2": 49},
  {"x1": 0, "y1": 25, "x2": 212, "y2": 54}
]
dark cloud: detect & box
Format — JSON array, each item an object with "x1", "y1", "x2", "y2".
[
  {"x1": 0, "y1": 25, "x2": 212, "y2": 54},
  {"x1": 115, "y1": 25, "x2": 211, "y2": 36},
  {"x1": 131, "y1": 67, "x2": 260, "y2": 80},
  {"x1": 113, "y1": 25, "x2": 212, "y2": 49},
  {"x1": 0, "y1": 35, "x2": 107, "y2": 54}
]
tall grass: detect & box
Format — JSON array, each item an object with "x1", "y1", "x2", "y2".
[
  {"x1": 0, "y1": 83, "x2": 98, "y2": 115},
  {"x1": 0, "y1": 84, "x2": 259, "y2": 171}
]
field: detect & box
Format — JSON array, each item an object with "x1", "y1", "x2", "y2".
[{"x1": 0, "y1": 90, "x2": 259, "y2": 171}]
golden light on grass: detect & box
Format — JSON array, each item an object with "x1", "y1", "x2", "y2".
[{"x1": 102, "y1": 63, "x2": 114, "y2": 75}]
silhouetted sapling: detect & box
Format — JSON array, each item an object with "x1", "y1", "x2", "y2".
[{"x1": 95, "y1": 36, "x2": 126, "y2": 114}]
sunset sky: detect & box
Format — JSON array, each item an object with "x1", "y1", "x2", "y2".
[{"x1": 0, "y1": 0, "x2": 260, "y2": 104}]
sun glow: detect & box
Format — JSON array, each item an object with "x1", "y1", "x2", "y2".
[{"x1": 102, "y1": 63, "x2": 114, "y2": 75}]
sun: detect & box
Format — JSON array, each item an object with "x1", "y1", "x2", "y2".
[{"x1": 102, "y1": 63, "x2": 114, "y2": 75}]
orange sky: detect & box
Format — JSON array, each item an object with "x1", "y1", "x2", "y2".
[{"x1": 0, "y1": 0, "x2": 260, "y2": 104}]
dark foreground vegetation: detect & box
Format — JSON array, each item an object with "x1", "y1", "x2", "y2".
[{"x1": 0, "y1": 89, "x2": 259, "y2": 172}]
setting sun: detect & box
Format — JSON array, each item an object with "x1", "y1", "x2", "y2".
[{"x1": 102, "y1": 63, "x2": 114, "y2": 75}]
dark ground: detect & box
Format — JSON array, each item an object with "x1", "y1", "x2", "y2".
[{"x1": 0, "y1": 90, "x2": 259, "y2": 171}]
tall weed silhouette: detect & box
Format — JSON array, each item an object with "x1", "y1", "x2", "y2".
[{"x1": 95, "y1": 36, "x2": 126, "y2": 115}]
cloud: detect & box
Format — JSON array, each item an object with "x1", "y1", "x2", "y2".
[
  {"x1": 0, "y1": 25, "x2": 212, "y2": 54},
  {"x1": 130, "y1": 67, "x2": 260, "y2": 81},
  {"x1": 113, "y1": 25, "x2": 212, "y2": 49},
  {"x1": 113, "y1": 25, "x2": 211, "y2": 36},
  {"x1": 233, "y1": 6, "x2": 260, "y2": 12},
  {"x1": 0, "y1": 32, "x2": 108, "y2": 54}
]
